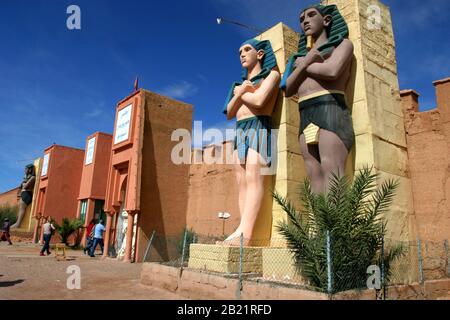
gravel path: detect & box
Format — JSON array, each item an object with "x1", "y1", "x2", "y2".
[{"x1": 0, "y1": 243, "x2": 185, "y2": 300}]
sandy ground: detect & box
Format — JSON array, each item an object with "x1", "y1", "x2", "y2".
[{"x1": 0, "y1": 242, "x2": 186, "y2": 300}]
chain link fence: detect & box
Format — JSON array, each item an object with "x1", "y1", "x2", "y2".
[{"x1": 142, "y1": 228, "x2": 450, "y2": 300}]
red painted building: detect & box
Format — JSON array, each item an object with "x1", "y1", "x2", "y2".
[
  {"x1": 77, "y1": 132, "x2": 112, "y2": 246},
  {"x1": 32, "y1": 145, "x2": 85, "y2": 243},
  {"x1": 103, "y1": 89, "x2": 192, "y2": 262}
]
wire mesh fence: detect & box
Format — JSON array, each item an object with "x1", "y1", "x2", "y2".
[{"x1": 143, "y1": 228, "x2": 450, "y2": 300}]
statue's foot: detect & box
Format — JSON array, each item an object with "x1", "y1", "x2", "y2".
[
  {"x1": 215, "y1": 230, "x2": 240, "y2": 245},
  {"x1": 216, "y1": 234, "x2": 250, "y2": 247}
]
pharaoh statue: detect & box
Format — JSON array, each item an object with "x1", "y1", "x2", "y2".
[
  {"x1": 221, "y1": 39, "x2": 280, "y2": 246},
  {"x1": 11, "y1": 164, "x2": 36, "y2": 229},
  {"x1": 281, "y1": 4, "x2": 355, "y2": 194}
]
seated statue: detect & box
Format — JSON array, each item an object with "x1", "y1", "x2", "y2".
[
  {"x1": 11, "y1": 164, "x2": 36, "y2": 229},
  {"x1": 221, "y1": 38, "x2": 280, "y2": 246},
  {"x1": 281, "y1": 4, "x2": 355, "y2": 194}
]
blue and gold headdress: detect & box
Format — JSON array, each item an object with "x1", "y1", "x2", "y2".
[
  {"x1": 280, "y1": 4, "x2": 349, "y2": 90},
  {"x1": 223, "y1": 39, "x2": 278, "y2": 114}
]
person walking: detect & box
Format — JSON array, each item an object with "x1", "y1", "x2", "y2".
[
  {"x1": 1, "y1": 218, "x2": 13, "y2": 245},
  {"x1": 89, "y1": 220, "x2": 105, "y2": 257},
  {"x1": 40, "y1": 217, "x2": 55, "y2": 256},
  {"x1": 83, "y1": 219, "x2": 96, "y2": 255}
]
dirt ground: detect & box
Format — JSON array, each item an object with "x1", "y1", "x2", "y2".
[{"x1": 0, "y1": 242, "x2": 186, "y2": 300}]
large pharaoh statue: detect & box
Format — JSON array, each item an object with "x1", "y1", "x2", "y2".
[
  {"x1": 11, "y1": 164, "x2": 36, "y2": 229},
  {"x1": 221, "y1": 39, "x2": 280, "y2": 246},
  {"x1": 281, "y1": 4, "x2": 355, "y2": 194}
]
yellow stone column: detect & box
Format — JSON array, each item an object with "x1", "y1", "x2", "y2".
[
  {"x1": 253, "y1": 23, "x2": 306, "y2": 246},
  {"x1": 319, "y1": 0, "x2": 418, "y2": 282},
  {"x1": 320, "y1": 0, "x2": 417, "y2": 244}
]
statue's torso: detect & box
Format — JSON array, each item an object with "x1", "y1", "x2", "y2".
[
  {"x1": 236, "y1": 78, "x2": 278, "y2": 121},
  {"x1": 298, "y1": 46, "x2": 352, "y2": 98}
]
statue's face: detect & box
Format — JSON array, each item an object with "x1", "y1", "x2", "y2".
[
  {"x1": 300, "y1": 8, "x2": 331, "y2": 37},
  {"x1": 239, "y1": 44, "x2": 264, "y2": 70}
]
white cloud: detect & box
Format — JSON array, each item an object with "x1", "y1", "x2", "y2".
[
  {"x1": 84, "y1": 108, "x2": 103, "y2": 118},
  {"x1": 159, "y1": 81, "x2": 199, "y2": 99}
]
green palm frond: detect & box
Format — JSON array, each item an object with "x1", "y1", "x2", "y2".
[
  {"x1": 55, "y1": 218, "x2": 84, "y2": 245},
  {"x1": 273, "y1": 167, "x2": 405, "y2": 293}
]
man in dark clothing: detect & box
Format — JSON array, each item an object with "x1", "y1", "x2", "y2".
[{"x1": 1, "y1": 218, "x2": 13, "y2": 245}]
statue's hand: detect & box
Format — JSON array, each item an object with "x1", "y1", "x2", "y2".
[
  {"x1": 322, "y1": 47, "x2": 334, "y2": 60},
  {"x1": 234, "y1": 80, "x2": 255, "y2": 97},
  {"x1": 294, "y1": 57, "x2": 306, "y2": 68},
  {"x1": 305, "y1": 49, "x2": 324, "y2": 65},
  {"x1": 241, "y1": 80, "x2": 255, "y2": 93}
]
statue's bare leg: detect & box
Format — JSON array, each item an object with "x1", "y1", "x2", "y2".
[
  {"x1": 221, "y1": 149, "x2": 267, "y2": 247},
  {"x1": 299, "y1": 133, "x2": 324, "y2": 194},
  {"x1": 216, "y1": 151, "x2": 246, "y2": 245},
  {"x1": 318, "y1": 129, "x2": 348, "y2": 192},
  {"x1": 240, "y1": 148, "x2": 266, "y2": 243},
  {"x1": 228, "y1": 151, "x2": 247, "y2": 239},
  {"x1": 11, "y1": 200, "x2": 27, "y2": 229},
  {"x1": 235, "y1": 151, "x2": 247, "y2": 229}
]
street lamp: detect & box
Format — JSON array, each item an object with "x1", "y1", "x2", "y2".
[{"x1": 218, "y1": 212, "x2": 231, "y2": 237}]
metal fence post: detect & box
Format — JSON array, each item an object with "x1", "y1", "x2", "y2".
[
  {"x1": 381, "y1": 234, "x2": 386, "y2": 300},
  {"x1": 444, "y1": 239, "x2": 449, "y2": 277},
  {"x1": 326, "y1": 231, "x2": 333, "y2": 297},
  {"x1": 180, "y1": 228, "x2": 189, "y2": 269},
  {"x1": 143, "y1": 230, "x2": 156, "y2": 262},
  {"x1": 236, "y1": 233, "x2": 244, "y2": 300},
  {"x1": 417, "y1": 237, "x2": 424, "y2": 284}
]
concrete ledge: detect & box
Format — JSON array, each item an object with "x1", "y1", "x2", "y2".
[
  {"x1": 188, "y1": 244, "x2": 263, "y2": 274},
  {"x1": 141, "y1": 262, "x2": 450, "y2": 300},
  {"x1": 141, "y1": 262, "x2": 327, "y2": 300}
]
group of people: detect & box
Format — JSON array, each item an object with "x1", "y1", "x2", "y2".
[
  {"x1": 0, "y1": 214, "x2": 106, "y2": 258},
  {"x1": 38, "y1": 217, "x2": 105, "y2": 257},
  {"x1": 221, "y1": 3, "x2": 355, "y2": 246},
  {"x1": 83, "y1": 218, "x2": 105, "y2": 257}
]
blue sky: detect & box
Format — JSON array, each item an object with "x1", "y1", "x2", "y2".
[{"x1": 1, "y1": 0, "x2": 449, "y2": 192}]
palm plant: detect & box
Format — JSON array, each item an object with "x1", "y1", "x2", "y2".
[
  {"x1": 273, "y1": 166, "x2": 405, "y2": 293},
  {"x1": 54, "y1": 218, "x2": 84, "y2": 245},
  {"x1": 0, "y1": 205, "x2": 18, "y2": 224}
]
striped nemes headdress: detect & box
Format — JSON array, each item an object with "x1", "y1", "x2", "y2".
[
  {"x1": 223, "y1": 39, "x2": 278, "y2": 115},
  {"x1": 280, "y1": 4, "x2": 349, "y2": 90}
]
